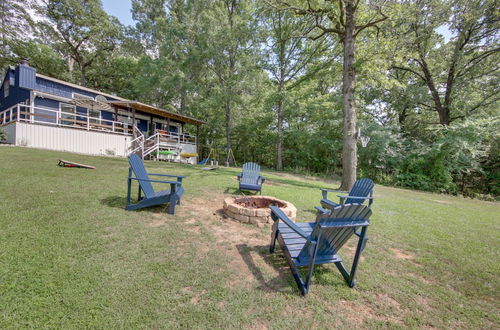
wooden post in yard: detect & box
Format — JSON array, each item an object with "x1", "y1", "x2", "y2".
[
  {"x1": 131, "y1": 106, "x2": 136, "y2": 137},
  {"x1": 196, "y1": 125, "x2": 200, "y2": 156}
]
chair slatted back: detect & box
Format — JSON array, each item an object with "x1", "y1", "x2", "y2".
[
  {"x1": 241, "y1": 162, "x2": 261, "y2": 185},
  {"x1": 346, "y1": 178, "x2": 374, "y2": 204},
  {"x1": 129, "y1": 154, "x2": 155, "y2": 198},
  {"x1": 297, "y1": 204, "x2": 372, "y2": 262}
]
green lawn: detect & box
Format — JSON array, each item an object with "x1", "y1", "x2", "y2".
[{"x1": 0, "y1": 147, "x2": 498, "y2": 329}]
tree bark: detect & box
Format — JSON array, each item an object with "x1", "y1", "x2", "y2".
[
  {"x1": 340, "y1": 0, "x2": 357, "y2": 191},
  {"x1": 276, "y1": 22, "x2": 286, "y2": 171},
  {"x1": 276, "y1": 85, "x2": 284, "y2": 170},
  {"x1": 225, "y1": 98, "x2": 233, "y2": 164}
]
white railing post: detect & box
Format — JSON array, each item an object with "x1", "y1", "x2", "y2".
[
  {"x1": 16, "y1": 104, "x2": 20, "y2": 122},
  {"x1": 112, "y1": 122, "x2": 115, "y2": 132},
  {"x1": 87, "y1": 116, "x2": 90, "y2": 130},
  {"x1": 10, "y1": 109, "x2": 13, "y2": 122}
]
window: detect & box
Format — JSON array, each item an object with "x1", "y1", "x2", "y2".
[
  {"x1": 169, "y1": 125, "x2": 179, "y2": 133},
  {"x1": 88, "y1": 108, "x2": 101, "y2": 124},
  {"x1": 3, "y1": 79, "x2": 9, "y2": 98},
  {"x1": 60, "y1": 103, "x2": 76, "y2": 125}
]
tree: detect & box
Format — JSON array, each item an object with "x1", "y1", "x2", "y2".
[
  {"x1": 204, "y1": 0, "x2": 260, "y2": 164},
  {"x1": 131, "y1": 0, "x2": 209, "y2": 115},
  {"x1": 41, "y1": 0, "x2": 122, "y2": 85},
  {"x1": 0, "y1": 0, "x2": 37, "y2": 69},
  {"x1": 260, "y1": 7, "x2": 332, "y2": 170},
  {"x1": 391, "y1": 0, "x2": 499, "y2": 126},
  {"x1": 271, "y1": 0, "x2": 387, "y2": 189}
]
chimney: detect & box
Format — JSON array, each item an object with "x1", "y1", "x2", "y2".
[{"x1": 15, "y1": 58, "x2": 36, "y2": 90}]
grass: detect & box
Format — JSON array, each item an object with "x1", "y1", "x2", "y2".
[{"x1": 0, "y1": 146, "x2": 498, "y2": 329}]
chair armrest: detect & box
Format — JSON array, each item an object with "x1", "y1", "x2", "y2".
[
  {"x1": 315, "y1": 206, "x2": 329, "y2": 214},
  {"x1": 337, "y1": 195, "x2": 374, "y2": 205},
  {"x1": 321, "y1": 188, "x2": 348, "y2": 199},
  {"x1": 320, "y1": 199, "x2": 340, "y2": 210},
  {"x1": 237, "y1": 173, "x2": 242, "y2": 181},
  {"x1": 270, "y1": 206, "x2": 313, "y2": 242},
  {"x1": 128, "y1": 177, "x2": 182, "y2": 185},
  {"x1": 318, "y1": 220, "x2": 369, "y2": 229},
  {"x1": 259, "y1": 176, "x2": 266, "y2": 184},
  {"x1": 337, "y1": 195, "x2": 374, "y2": 200}
]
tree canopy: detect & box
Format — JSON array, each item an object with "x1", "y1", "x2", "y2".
[{"x1": 2, "y1": 0, "x2": 499, "y2": 198}]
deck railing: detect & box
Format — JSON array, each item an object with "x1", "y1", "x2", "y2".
[
  {"x1": 0, "y1": 104, "x2": 132, "y2": 135},
  {"x1": 154, "y1": 129, "x2": 197, "y2": 146},
  {"x1": 0, "y1": 105, "x2": 197, "y2": 145}
]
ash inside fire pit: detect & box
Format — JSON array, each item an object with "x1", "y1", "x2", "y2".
[
  {"x1": 223, "y1": 196, "x2": 297, "y2": 227},
  {"x1": 234, "y1": 197, "x2": 286, "y2": 209}
]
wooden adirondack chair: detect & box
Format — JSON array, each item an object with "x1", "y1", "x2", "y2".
[
  {"x1": 237, "y1": 162, "x2": 265, "y2": 194},
  {"x1": 126, "y1": 154, "x2": 185, "y2": 214},
  {"x1": 318, "y1": 178, "x2": 374, "y2": 213},
  {"x1": 270, "y1": 203, "x2": 372, "y2": 295}
]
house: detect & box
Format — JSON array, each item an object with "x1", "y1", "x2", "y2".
[{"x1": 0, "y1": 60, "x2": 205, "y2": 163}]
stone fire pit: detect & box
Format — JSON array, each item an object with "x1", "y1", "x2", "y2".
[{"x1": 223, "y1": 196, "x2": 297, "y2": 227}]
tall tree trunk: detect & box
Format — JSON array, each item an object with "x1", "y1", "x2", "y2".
[
  {"x1": 179, "y1": 89, "x2": 187, "y2": 115},
  {"x1": 276, "y1": 86, "x2": 284, "y2": 171},
  {"x1": 340, "y1": 0, "x2": 357, "y2": 191},
  {"x1": 225, "y1": 99, "x2": 233, "y2": 165}
]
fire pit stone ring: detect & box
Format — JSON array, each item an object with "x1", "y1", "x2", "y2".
[{"x1": 223, "y1": 196, "x2": 297, "y2": 227}]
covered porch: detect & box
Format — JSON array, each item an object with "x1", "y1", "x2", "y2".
[{"x1": 0, "y1": 101, "x2": 205, "y2": 162}]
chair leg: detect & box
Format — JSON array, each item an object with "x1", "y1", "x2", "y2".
[
  {"x1": 334, "y1": 226, "x2": 368, "y2": 288},
  {"x1": 348, "y1": 226, "x2": 368, "y2": 287},
  {"x1": 126, "y1": 178, "x2": 132, "y2": 208},
  {"x1": 168, "y1": 194, "x2": 179, "y2": 214},
  {"x1": 168, "y1": 201, "x2": 176, "y2": 214},
  {"x1": 286, "y1": 258, "x2": 307, "y2": 295},
  {"x1": 137, "y1": 185, "x2": 142, "y2": 201},
  {"x1": 269, "y1": 222, "x2": 279, "y2": 253}
]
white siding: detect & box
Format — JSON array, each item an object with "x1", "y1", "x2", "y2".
[{"x1": 13, "y1": 122, "x2": 131, "y2": 157}]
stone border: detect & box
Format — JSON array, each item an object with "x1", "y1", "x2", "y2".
[{"x1": 223, "y1": 196, "x2": 297, "y2": 228}]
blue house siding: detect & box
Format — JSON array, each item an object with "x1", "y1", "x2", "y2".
[
  {"x1": 2, "y1": 63, "x2": 203, "y2": 142},
  {"x1": 0, "y1": 69, "x2": 31, "y2": 111},
  {"x1": 35, "y1": 76, "x2": 122, "y2": 103}
]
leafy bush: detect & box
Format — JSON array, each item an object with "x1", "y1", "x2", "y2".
[
  {"x1": 357, "y1": 118, "x2": 499, "y2": 197},
  {"x1": 0, "y1": 128, "x2": 6, "y2": 142}
]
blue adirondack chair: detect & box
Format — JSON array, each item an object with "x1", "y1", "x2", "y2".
[
  {"x1": 317, "y1": 178, "x2": 374, "y2": 213},
  {"x1": 126, "y1": 154, "x2": 185, "y2": 214},
  {"x1": 237, "y1": 162, "x2": 265, "y2": 194},
  {"x1": 270, "y1": 203, "x2": 372, "y2": 295}
]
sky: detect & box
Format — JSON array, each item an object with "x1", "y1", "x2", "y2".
[
  {"x1": 101, "y1": 0, "x2": 134, "y2": 26},
  {"x1": 100, "y1": 0, "x2": 454, "y2": 42}
]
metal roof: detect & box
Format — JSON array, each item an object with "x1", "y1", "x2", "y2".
[
  {"x1": 108, "y1": 101, "x2": 207, "y2": 126},
  {"x1": 35, "y1": 73, "x2": 206, "y2": 126}
]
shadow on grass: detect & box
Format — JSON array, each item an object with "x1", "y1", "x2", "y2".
[
  {"x1": 236, "y1": 243, "x2": 295, "y2": 294},
  {"x1": 100, "y1": 196, "x2": 168, "y2": 213},
  {"x1": 237, "y1": 242, "x2": 358, "y2": 295},
  {"x1": 223, "y1": 187, "x2": 262, "y2": 196}
]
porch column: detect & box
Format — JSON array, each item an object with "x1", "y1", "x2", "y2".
[
  {"x1": 196, "y1": 125, "x2": 200, "y2": 156},
  {"x1": 131, "y1": 106, "x2": 136, "y2": 137}
]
